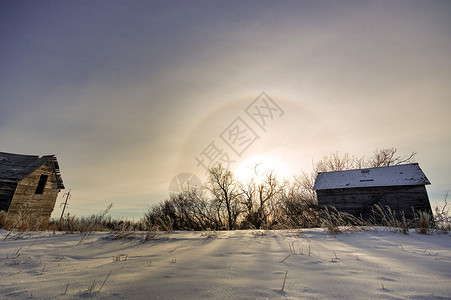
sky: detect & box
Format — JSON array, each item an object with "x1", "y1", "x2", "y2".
[{"x1": 1, "y1": 0, "x2": 450, "y2": 219}]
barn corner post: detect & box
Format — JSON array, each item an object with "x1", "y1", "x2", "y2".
[
  {"x1": 313, "y1": 163, "x2": 432, "y2": 223},
  {"x1": 0, "y1": 152, "x2": 65, "y2": 230}
]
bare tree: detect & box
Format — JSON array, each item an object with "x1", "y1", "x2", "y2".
[
  {"x1": 368, "y1": 148, "x2": 416, "y2": 167},
  {"x1": 237, "y1": 168, "x2": 282, "y2": 229},
  {"x1": 238, "y1": 179, "x2": 258, "y2": 228},
  {"x1": 255, "y1": 170, "x2": 280, "y2": 228},
  {"x1": 315, "y1": 152, "x2": 355, "y2": 173},
  {"x1": 207, "y1": 164, "x2": 241, "y2": 230},
  {"x1": 312, "y1": 148, "x2": 416, "y2": 174},
  {"x1": 276, "y1": 180, "x2": 319, "y2": 228}
]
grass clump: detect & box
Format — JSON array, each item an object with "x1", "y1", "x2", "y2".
[
  {"x1": 413, "y1": 211, "x2": 434, "y2": 235},
  {"x1": 320, "y1": 207, "x2": 365, "y2": 236}
]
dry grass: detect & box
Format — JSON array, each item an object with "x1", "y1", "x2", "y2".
[
  {"x1": 320, "y1": 207, "x2": 364, "y2": 236},
  {"x1": 319, "y1": 204, "x2": 444, "y2": 236},
  {"x1": 200, "y1": 230, "x2": 218, "y2": 239},
  {"x1": 2, "y1": 193, "x2": 450, "y2": 238},
  {"x1": 2, "y1": 202, "x2": 49, "y2": 240},
  {"x1": 49, "y1": 203, "x2": 115, "y2": 233}
]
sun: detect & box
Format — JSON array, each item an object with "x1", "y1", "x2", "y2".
[{"x1": 233, "y1": 154, "x2": 292, "y2": 184}]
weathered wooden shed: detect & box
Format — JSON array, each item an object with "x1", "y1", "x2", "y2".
[
  {"x1": 0, "y1": 152, "x2": 64, "y2": 221},
  {"x1": 313, "y1": 163, "x2": 432, "y2": 220}
]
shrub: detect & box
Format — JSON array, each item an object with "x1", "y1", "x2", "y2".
[{"x1": 434, "y1": 194, "x2": 450, "y2": 234}]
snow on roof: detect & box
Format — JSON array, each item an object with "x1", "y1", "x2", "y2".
[{"x1": 313, "y1": 163, "x2": 430, "y2": 190}]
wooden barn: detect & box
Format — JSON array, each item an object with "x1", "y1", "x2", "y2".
[
  {"x1": 313, "y1": 163, "x2": 432, "y2": 220},
  {"x1": 0, "y1": 152, "x2": 64, "y2": 221}
]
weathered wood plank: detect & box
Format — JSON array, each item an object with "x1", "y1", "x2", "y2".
[
  {"x1": 317, "y1": 185, "x2": 432, "y2": 220},
  {"x1": 6, "y1": 162, "x2": 62, "y2": 221}
]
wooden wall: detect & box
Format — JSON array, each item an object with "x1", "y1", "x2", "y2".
[
  {"x1": 7, "y1": 161, "x2": 61, "y2": 220},
  {"x1": 0, "y1": 182, "x2": 16, "y2": 212},
  {"x1": 316, "y1": 185, "x2": 432, "y2": 220}
]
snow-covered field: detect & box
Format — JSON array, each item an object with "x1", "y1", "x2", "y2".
[{"x1": 1, "y1": 228, "x2": 450, "y2": 299}]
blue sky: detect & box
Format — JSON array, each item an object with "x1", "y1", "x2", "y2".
[{"x1": 1, "y1": 0, "x2": 450, "y2": 218}]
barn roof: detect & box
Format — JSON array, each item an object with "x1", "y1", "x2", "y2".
[
  {"x1": 313, "y1": 163, "x2": 430, "y2": 190},
  {"x1": 0, "y1": 152, "x2": 65, "y2": 189}
]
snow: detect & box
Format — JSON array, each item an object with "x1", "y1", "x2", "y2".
[
  {"x1": 1, "y1": 229, "x2": 450, "y2": 299},
  {"x1": 313, "y1": 163, "x2": 431, "y2": 190}
]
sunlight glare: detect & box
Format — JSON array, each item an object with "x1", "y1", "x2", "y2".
[{"x1": 233, "y1": 154, "x2": 291, "y2": 184}]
